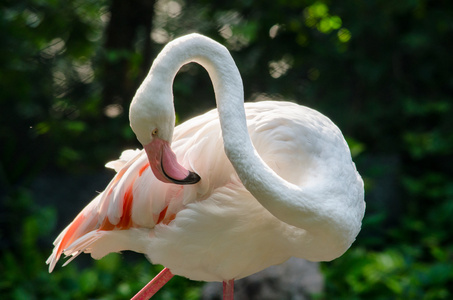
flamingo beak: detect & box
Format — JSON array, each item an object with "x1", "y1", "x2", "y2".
[{"x1": 144, "y1": 138, "x2": 201, "y2": 185}]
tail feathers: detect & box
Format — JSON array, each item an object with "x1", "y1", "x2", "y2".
[
  {"x1": 47, "y1": 198, "x2": 101, "y2": 272},
  {"x1": 46, "y1": 151, "x2": 144, "y2": 273},
  {"x1": 46, "y1": 148, "x2": 174, "y2": 272},
  {"x1": 47, "y1": 230, "x2": 106, "y2": 272},
  {"x1": 61, "y1": 231, "x2": 105, "y2": 267}
]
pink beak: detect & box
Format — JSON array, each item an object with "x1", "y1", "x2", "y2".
[{"x1": 144, "y1": 138, "x2": 201, "y2": 185}]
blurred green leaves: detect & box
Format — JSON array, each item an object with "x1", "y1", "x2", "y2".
[
  {"x1": 304, "y1": 1, "x2": 344, "y2": 36},
  {"x1": 324, "y1": 247, "x2": 453, "y2": 299}
]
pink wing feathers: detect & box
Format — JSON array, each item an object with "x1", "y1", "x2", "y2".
[
  {"x1": 46, "y1": 149, "x2": 185, "y2": 272},
  {"x1": 46, "y1": 108, "x2": 230, "y2": 272},
  {"x1": 46, "y1": 104, "x2": 282, "y2": 273}
]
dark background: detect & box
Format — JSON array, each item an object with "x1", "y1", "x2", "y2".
[{"x1": 1, "y1": 0, "x2": 453, "y2": 299}]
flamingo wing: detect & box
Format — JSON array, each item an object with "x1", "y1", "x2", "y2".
[
  {"x1": 47, "y1": 107, "x2": 231, "y2": 273},
  {"x1": 46, "y1": 149, "x2": 185, "y2": 272}
]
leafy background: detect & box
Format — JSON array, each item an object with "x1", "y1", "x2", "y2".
[{"x1": 1, "y1": 0, "x2": 453, "y2": 299}]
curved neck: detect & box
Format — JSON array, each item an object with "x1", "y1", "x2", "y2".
[
  {"x1": 149, "y1": 35, "x2": 314, "y2": 223},
  {"x1": 148, "y1": 35, "x2": 254, "y2": 167},
  {"x1": 145, "y1": 34, "x2": 356, "y2": 256}
]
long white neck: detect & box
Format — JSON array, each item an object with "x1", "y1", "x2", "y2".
[{"x1": 144, "y1": 34, "x2": 362, "y2": 260}]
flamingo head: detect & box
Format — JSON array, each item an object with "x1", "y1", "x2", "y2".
[{"x1": 129, "y1": 81, "x2": 201, "y2": 185}]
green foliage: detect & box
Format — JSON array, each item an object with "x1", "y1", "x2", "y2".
[
  {"x1": 0, "y1": 0, "x2": 139, "y2": 184},
  {"x1": 323, "y1": 247, "x2": 453, "y2": 299}
]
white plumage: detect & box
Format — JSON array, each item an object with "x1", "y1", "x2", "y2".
[{"x1": 47, "y1": 34, "x2": 365, "y2": 298}]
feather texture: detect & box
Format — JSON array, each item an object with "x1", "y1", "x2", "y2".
[
  {"x1": 48, "y1": 34, "x2": 365, "y2": 291},
  {"x1": 47, "y1": 101, "x2": 364, "y2": 282}
]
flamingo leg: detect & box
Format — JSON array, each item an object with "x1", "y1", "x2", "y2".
[
  {"x1": 223, "y1": 279, "x2": 234, "y2": 300},
  {"x1": 130, "y1": 267, "x2": 174, "y2": 300}
]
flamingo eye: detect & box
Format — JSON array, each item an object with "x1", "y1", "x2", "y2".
[{"x1": 152, "y1": 129, "x2": 158, "y2": 136}]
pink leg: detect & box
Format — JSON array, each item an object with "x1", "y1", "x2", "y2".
[
  {"x1": 130, "y1": 267, "x2": 174, "y2": 300},
  {"x1": 223, "y1": 279, "x2": 234, "y2": 300}
]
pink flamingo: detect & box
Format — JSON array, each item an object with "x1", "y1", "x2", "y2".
[{"x1": 47, "y1": 34, "x2": 365, "y2": 299}]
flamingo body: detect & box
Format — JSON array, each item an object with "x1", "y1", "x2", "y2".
[
  {"x1": 48, "y1": 34, "x2": 365, "y2": 298},
  {"x1": 48, "y1": 101, "x2": 363, "y2": 282}
]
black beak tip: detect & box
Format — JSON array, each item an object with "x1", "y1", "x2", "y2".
[
  {"x1": 168, "y1": 171, "x2": 201, "y2": 185},
  {"x1": 184, "y1": 171, "x2": 201, "y2": 184}
]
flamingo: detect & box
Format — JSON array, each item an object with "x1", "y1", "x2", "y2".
[{"x1": 47, "y1": 33, "x2": 365, "y2": 299}]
